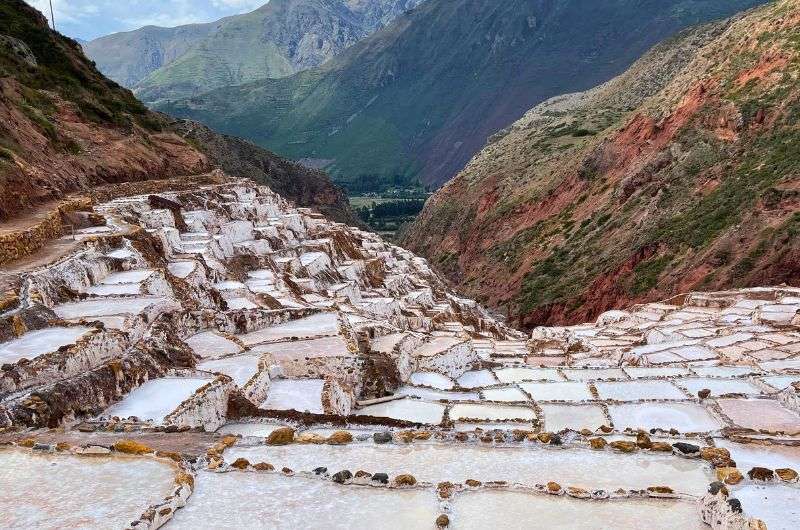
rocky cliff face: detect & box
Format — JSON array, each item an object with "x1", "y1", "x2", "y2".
[
  {"x1": 85, "y1": 0, "x2": 423, "y2": 105},
  {"x1": 404, "y1": 0, "x2": 800, "y2": 328},
  {"x1": 0, "y1": 1, "x2": 355, "y2": 226},
  {"x1": 159, "y1": 0, "x2": 767, "y2": 191}
]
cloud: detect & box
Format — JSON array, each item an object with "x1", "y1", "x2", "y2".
[{"x1": 23, "y1": 0, "x2": 269, "y2": 41}]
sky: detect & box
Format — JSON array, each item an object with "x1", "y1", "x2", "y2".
[{"x1": 24, "y1": 0, "x2": 268, "y2": 41}]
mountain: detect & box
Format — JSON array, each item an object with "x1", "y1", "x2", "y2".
[
  {"x1": 159, "y1": 0, "x2": 768, "y2": 192},
  {"x1": 0, "y1": 0, "x2": 354, "y2": 224},
  {"x1": 84, "y1": 0, "x2": 423, "y2": 103},
  {"x1": 403, "y1": 0, "x2": 800, "y2": 328}
]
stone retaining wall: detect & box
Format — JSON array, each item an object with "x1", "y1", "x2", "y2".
[{"x1": 164, "y1": 373, "x2": 234, "y2": 432}]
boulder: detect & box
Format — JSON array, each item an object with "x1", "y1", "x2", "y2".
[
  {"x1": 230, "y1": 458, "x2": 250, "y2": 470},
  {"x1": 113, "y1": 439, "x2": 153, "y2": 455},
  {"x1": 372, "y1": 473, "x2": 389, "y2": 484},
  {"x1": 436, "y1": 514, "x2": 450, "y2": 528},
  {"x1": 747, "y1": 467, "x2": 774, "y2": 482},
  {"x1": 672, "y1": 442, "x2": 700, "y2": 457},
  {"x1": 649, "y1": 442, "x2": 673, "y2": 452},
  {"x1": 394, "y1": 474, "x2": 417, "y2": 486},
  {"x1": 609, "y1": 441, "x2": 637, "y2": 453},
  {"x1": 326, "y1": 431, "x2": 353, "y2": 445},
  {"x1": 332, "y1": 470, "x2": 353, "y2": 483},
  {"x1": 776, "y1": 468, "x2": 798, "y2": 482},
  {"x1": 266, "y1": 427, "x2": 295, "y2": 445},
  {"x1": 716, "y1": 467, "x2": 743, "y2": 485},
  {"x1": 254, "y1": 462, "x2": 275, "y2": 471},
  {"x1": 373, "y1": 432, "x2": 392, "y2": 444},
  {"x1": 589, "y1": 437, "x2": 607, "y2": 449},
  {"x1": 546, "y1": 481, "x2": 563, "y2": 495},
  {"x1": 296, "y1": 432, "x2": 326, "y2": 444}
]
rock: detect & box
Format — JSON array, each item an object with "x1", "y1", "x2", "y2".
[
  {"x1": 716, "y1": 467, "x2": 744, "y2": 485},
  {"x1": 156, "y1": 450, "x2": 183, "y2": 462},
  {"x1": 332, "y1": 470, "x2": 353, "y2": 484},
  {"x1": 776, "y1": 468, "x2": 798, "y2": 482},
  {"x1": 372, "y1": 473, "x2": 389, "y2": 484},
  {"x1": 636, "y1": 432, "x2": 652, "y2": 449},
  {"x1": 566, "y1": 486, "x2": 590, "y2": 498},
  {"x1": 326, "y1": 431, "x2": 353, "y2": 445},
  {"x1": 398, "y1": 430, "x2": 415, "y2": 443},
  {"x1": 32, "y1": 443, "x2": 52, "y2": 452},
  {"x1": 76, "y1": 423, "x2": 95, "y2": 433},
  {"x1": 512, "y1": 429, "x2": 531, "y2": 442},
  {"x1": 354, "y1": 470, "x2": 372, "y2": 479},
  {"x1": 296, "y1": 432, "x2": 326, "y2": 444},
  {"x1": 609, "y1": 441, "x2": 637, "y2": 453},
  {"x1": 701, "y1": 447, "x2": 731, "y2": 463},
  {"x1": 646, "y1": 486, "x2": 673, "y2": 495},
  {"x1": 414, "y1": 431, "x2": 432, "y2": 441},
  {"x1": 727, "y1": 498, "x2": 743, "y2": 514},
  {"x1": 281, "y1": 467, "x2": 293, "y2": 474},
  {"x1": 580, "y1": 429, "x2": 593, "y2": 437},
  {"x1": 18, "y1": 438, "x2": 35, "y2": 448},
  {"x1": 313, "y1": 467, "x2": 328, "y2": 475},
  {"x1": 355, "y1": 433, "x2": 371, "y2": 441},
  {"x1": 373, "y1": 432, "x2": 392, "y2": 444},
  {"x1": 254, "y1": 462, "x2": 274, "y2": 471},
  {"x1": 394, "y1": 474, "x2": 417, "y2": 486},
  {"x1": 747, "y1": 467, "x2": 774, "y2": 481},
  {"x1": 175, "y1": 471, "x2": 194, "y2": 489},
  {"x1": 436, "y1": 514, "x2": 450, "y2": 528},
  {"x1": 55, "y1": 442, "x2": 72, "y2": 452},
  {"x1": 672, "y1": 442, "x2": 700, "y2": 457},
  {"x1": 599, "y1": 425, "x2": 613, "y2": 433},
  {"x1": 113, "y1": 439, "x2": 153, "y2": 455},
  {"x1": 546, "y1": 481, "x2": 563, "y2": 495},
  {"x1": 266, "y1": 427, "x2": 295, "y2": 445},
  {"x1": 589, "y1": 437, "x2": 607, "y2": 449},
  {"x1": 549, "y1": 434, "x2": 562, "y2": 446},
  {"x1": 649, "y1": 441, "x2": 673, "y2": 452},
  {"x1": 465, "y1": 479, "x2": 482, "y2": 487},
  {"x1": 230, "y1": 458, "x2": 250, "y2": 470},
  {"x1": 708, "y1": 481, "x2": 728, "y2": 496},
  {"x1": 537, "y1": 432, "x2": 552, "y2": 444},
  {"x1": 454, "y1": 432, "x2": 469, "y2": 442},
  {"x1": 437, "y1": 481, "x2": 454, "y2": 499},
  {"x1": 698, "y1": 389, "x2": 712, "y2": 400}
]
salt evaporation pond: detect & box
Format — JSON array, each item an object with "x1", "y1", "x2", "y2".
[
  {"x1": 217, "y1": 422, "x2": 290, "y2": 437},
  {"x1": 0, "y1": 326, "x2": 91, "y2": 364},
  {"x1": 409, "y1": 371, "x2": 455, "y2": 389},
  {"x1": 0, "y1": 449, "x2": 175, "y2": 529},
  {"x1": 224, "y1": 443, "x2": 712, "y2": 495},
  {"x1": 608, "y1": 403, "x2": 724, "y2": 432},
  {"x1": 540, "y1": 404, "x2": 609, "y2": 431},
  {"x1": 714, "y1": 440, "x2": 800, "y2": 472},
  {"x1": 358, "y1": 398, "x2": 446, "y2": 424},
  {"x1": 716, "y1": 399, "x2": 800, "y2": 432},
  {"x1": 482, "y1": 386, "x2": 529, "y2": 402},
  {"x1": 198, "y1": 355, "x2": 259, "y2": 386},
  {"x1": 170, "y1": 473, "x2": 437, "y2": 529},
  {"x1": 519, "y1": 382, "x2": 593, "y2": 402},
  {"x1": 451, "y1": 491, "x2": 704, "y2": 529},
  {"x1": 239, "y1": 313, "x2": 339, "y2": 345},
  {"x1": 457, "y1": 369, "x2": 498, "y2": 388},
  {"x1": 674, "y1": 377, "x2": 762, "y2": 397},
  {"x1": 102, "y1": 377, "x2": 210, "y2": 422},
  {"x1": 449, "y1": 403, "x2": 536, "y2": 421},
  {"x1": 732, "y1": 485, "x2": 800, "y2": 530},
  {"x1": 261, "y1": 379, "x2": 324, "y2": 413},
  {"x1": 54, "y1": 297, "x2": 166, "y2": 319},
  {"x1": 495, "y1": 367, "x2": 563, "y2": 383},
  {"x1": 186, "y1": 331, "x2": 243, "y2": 358},
  {"x1": 398, "y1": 386, "x2": 480, "y2": 401},
  {"x1": 594, "y1": 381, "x2": 686, "y2": 401}
]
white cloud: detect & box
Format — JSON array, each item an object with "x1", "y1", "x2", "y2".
[{"x1": 23, "y1": 0, "x2": 269, "y2": 41}]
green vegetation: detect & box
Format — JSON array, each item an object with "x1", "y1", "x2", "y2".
[
  {"x1": 355, "y1": 198, "x2": 427, "y2": 239},
  {"x1": 629, "y1": 255, "x2": 673, "y2": 295},
  {"x1": 161, "y1": 0, "x2": 764, "y2": 189}
]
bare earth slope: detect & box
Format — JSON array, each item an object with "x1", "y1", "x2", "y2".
[{"x1": 404, "y1": 0, "x2": 800, "y2": 329}]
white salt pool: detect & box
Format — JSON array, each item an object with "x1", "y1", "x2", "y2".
[
  {"x1": 102, "y1": 377, "x2": 211, "y2": 422},
  {"x1": 482, "y1": 386, "x2": 529, "y2": 402},
  {"x1": 494, "y1": 367, "x2": 563, "y2": 383},
  {"x1": 691, "y1": 366, "x2": 762, "y2": 378},
  {"x1": 250, "y1": 336, "x2": 352, "y2": 361},
  {"x1": 54, "y1": 297, "x2": 166, "y2": 319},
  {"x1": 608, "y1": 402, "x2": 723, "y2": 432},
  {"x1": 185, "y1": 331, "x2": 243, "y2": 358},
  {"x1": 169, "y1": 473, "x2": 438, "y2": 530},
  {"x1": 223, "y1": 443, "x2": 712, "y2": 494},
  {"x1": 457, "y1": 369, "x2": 498, "y2": 388},
  {"x1": 732, "y1": 485, "x2": 799, "y2": 530},
  {"x1": 262, "y1": 379, "x2": 324, "y2": 414},
  {"x1": 0, "y1": 326, "x2": 92, "y2": 364},
  {"x1": 674, "y1": 377, "x2": 762, "y2": 397},
  {"x1": 216, "y1": 423, "x2": 290, "y2": 437},
  {"x1": 0, "y1": 449, "x2": 175, "y2": 530},
  {"x1": 623, "y1": 367, "x2": 694, "y2": 379},
  {"x1": 519, "y1": 382, "x2": 593, "y2": 402},
  {"x1": 398, "y1": 386, "x2": 479, "y2": 401},
  {"x1": 562, "y1": 368, "x2": 628, "y2": 381},
  {"x1": 714, "y1": 440, "x2": 800, "y2": 472},
  {"x1": 449, "y1": 403, "x2": 536, "y2": 422},
  {"x1": 540, "y1": 404, "x2": 609, "y2": 432},
  {"x1": 594, "y1": 381, "x2": 687, "y2": 401},
  {"x1": 760, "y1": 375, "x2": 800, "y2": 391},
  {"x1": 239, "y1": 313, "x2": 340, "y2": 345},
  {"x1": 409, "y1": 371, "x2": 455, "y2": 389},
  {"x1": 198, "y1": 355, "x2": 260, "y2": 387},
  {"x1": 167, "y1": 261, "x2": 197, "y2": 278},
  {"x1": 451, "y1": 491, "x2": 704, "y2": 529},
  {"x1": 100, "y1": 269, "x2": 154, "y2": 284},
  {"x1": 358, "y1": 398, "x2": 445, "y2": 424}
]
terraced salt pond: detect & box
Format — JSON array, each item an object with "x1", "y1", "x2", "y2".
[
  {"x1": 451, "y1": 492, "x2": 704, "y2": 529},
  {"x1": 732, "y1": 485, "x2": 800, "y2": 530},
  {"x1": 53, "y1": 297, "x2": 167, "y2": 320},
  {"x1": 261, "y1": 379, "x2": 324, "y2": 413},
  {"x1": 0, "y1": 326, "x2": 92, "y2": 364},
  {"x1": 170, "y1": 473, "x2": 438, "y2": 529},
  {"x1": 0, "y1": 449, "x2": 175, "y2": 529},
  {"x1": 224, "y1": 443, "x2": 713, "y2": 495},
  {"x1": 198, "y1": 355, "x2": 259, "y2": 386},
  {"x1": 102, "y1": 376, "x2": 211, "y2": 422},
  {"x1": 608, "y1": 403, "x2": 723, "y2": 432},
  {"x1": 239, "y1": 313, "x2": 340, "y2": 345},
  {"x1": 358, "y1": 398, "x2": 446, "y2": 424}
]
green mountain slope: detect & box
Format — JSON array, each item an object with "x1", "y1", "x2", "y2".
[
  {"x1": 403, "y1": 0, "x2": 800, "y2": 327},
  {"x1": 159, "y1": 0, "x2": 768, "y2": 191},
  {"x1": 85, "y1": 0, "x2": 422, "y2": 104}
]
